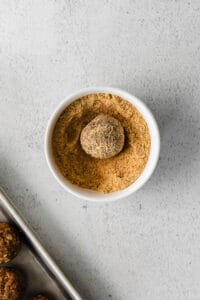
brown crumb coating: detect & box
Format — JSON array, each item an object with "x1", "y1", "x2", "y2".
[
  {"x1": 52, "y1": 93, "x2": 151, "y2": 193},
  {"x1": 0, "y1": 267, "x2": 26, "y2": 300},
  {"x1": 0, "y1": 223, "x2": 21, "y2": 264},
  {"x1": 30, "y1": 294, "x2": 50, "y2": 300},
  {"x1": 80, "y1": 114, "x2": 125, "y2": 159}
]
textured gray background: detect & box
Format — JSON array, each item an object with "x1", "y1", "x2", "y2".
[{"x1": 1, "y1": 1, "x2": 200, "y2": 299}]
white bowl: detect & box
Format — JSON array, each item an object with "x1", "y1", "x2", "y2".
[{"x1": 45, "y1": 87, "x2": 160, "y2": 202}]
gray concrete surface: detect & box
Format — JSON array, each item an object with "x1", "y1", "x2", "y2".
[{"x1": 1, "y1": 1, "x2": 200, "y2": 299}]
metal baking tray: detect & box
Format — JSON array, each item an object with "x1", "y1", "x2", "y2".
[{"x1": 0, "y1": 188, "x2": 83, "y2": 300}]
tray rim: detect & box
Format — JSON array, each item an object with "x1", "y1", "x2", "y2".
[{"x1": 0, "y1": 188, "x2": 83, "y2": 300}]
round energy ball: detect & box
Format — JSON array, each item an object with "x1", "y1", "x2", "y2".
[
  {"x1": 0, "y1": 222, "x2": 21, "y2": 263},
  {"x1": 80, "y1": 114, "x2": 125, "y2": 159},
  {"x1": 0, "y1": 267, "x2": 26, "y2": 300},
  {"x1": 30, "y1": 294, "x2": 49, "y2": 300}
]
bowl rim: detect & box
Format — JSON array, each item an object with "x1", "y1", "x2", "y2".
[{"x1": 45, "y1": 87, "x2": 160, "y2": 202}]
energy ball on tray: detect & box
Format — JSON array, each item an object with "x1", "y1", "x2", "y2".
[
  {"x1": 0, "y1": 267, "x2": 26, "y2": 300},
  {"x1": 30, "y1": 294, "x2": 50, "y2": 300},
  {"x1": 0, "y1": 222, "x2": 21, "y2": 263},
  {"x1": 80, "y1": 114, "x2": 125, "y2": 159}
]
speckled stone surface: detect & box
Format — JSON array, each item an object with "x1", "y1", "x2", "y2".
[{"x1": 1, "y1": 1, "x2": 200, "y2": 299}]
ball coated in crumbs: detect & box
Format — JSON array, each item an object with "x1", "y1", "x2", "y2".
[
  {"x1": 0, "y1": 222, "x2": 21, "y2": 263},
  {"x1": 80, "y1": 114, "x2": 125, "y2": 159},
  {"x1": 0, "y1": 267, "x2": 26, "y2": 300},
  {"x1": 30, "y1": 294, "x2": 50, "y2": 300}
]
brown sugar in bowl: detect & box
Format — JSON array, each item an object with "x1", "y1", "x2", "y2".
[{"x1": 45, "y1": 87, "x2": 160, "y2": 201}]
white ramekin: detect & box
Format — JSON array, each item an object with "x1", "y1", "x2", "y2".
[{"x1": 45, "y1": 87, "x2": 160, "y2": 202}]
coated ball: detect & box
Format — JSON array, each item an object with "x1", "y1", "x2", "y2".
[
  {"x1": 0, "y1": 223, "x2": 21, "y2": 264},
  {"x1": 80, "y1": 114, "x2": 124, "y2": 159},
  {"x1": 0, "y1": 267, "x2": 26, "y2": 300}
]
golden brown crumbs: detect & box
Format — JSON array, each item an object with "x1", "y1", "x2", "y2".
[
  {"x1": 0, "y1": 267, "x2": 26, "y2": 300},
  {"x1": 52, "y1": 93, "x2": 151, "y2": 193},
  {"x1": 0, "y1": 223, "x2": 21, "y2": 264}
]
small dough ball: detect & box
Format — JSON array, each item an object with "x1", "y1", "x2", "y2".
[
  {"x1": 0, "y1": 267, "x2": 26, "y2": 300},
  {"x1": 0, "y1": 223, "x2": 21, "y2": 263},
  {"x1": 80, "y1": 114, "x2": 125, "y2": 159},
  {"x1": 30, "y1": 294, "x2": 50, "y2": 300}
]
